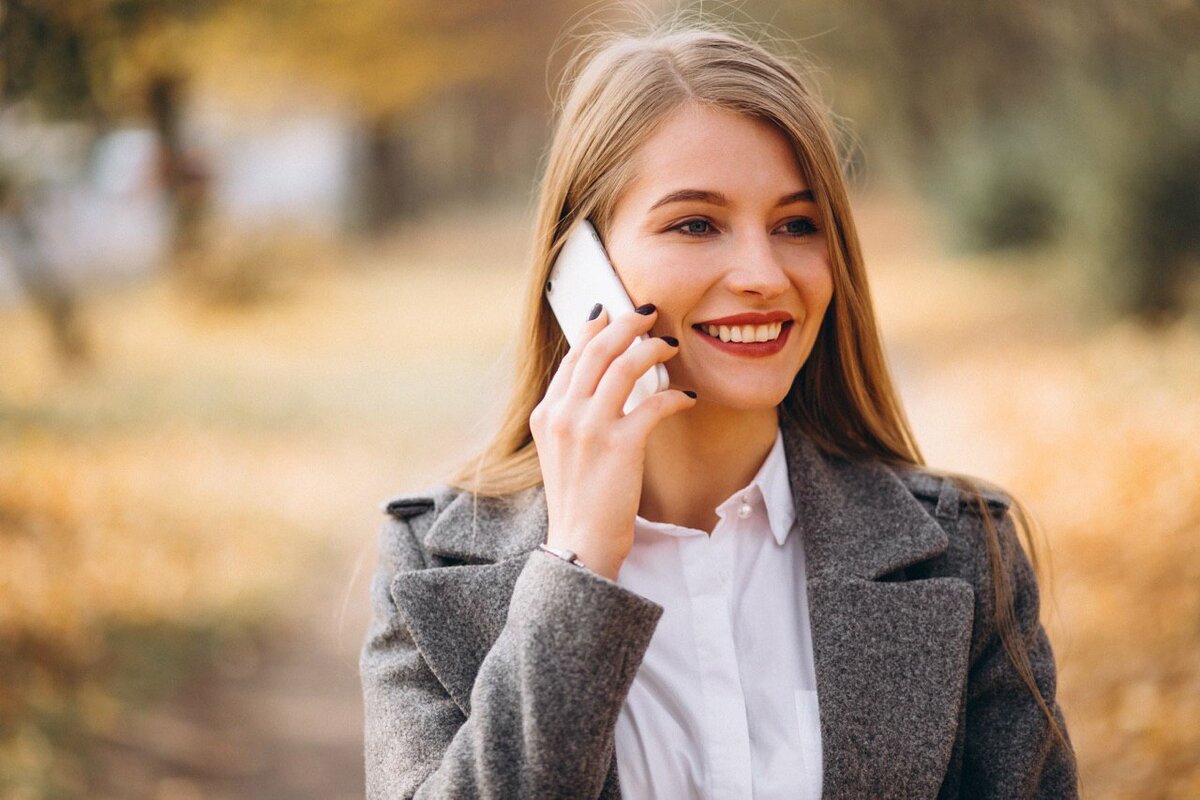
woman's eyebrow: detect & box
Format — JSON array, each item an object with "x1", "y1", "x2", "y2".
[
  {"x1": 648, "y1": 188, "x2": 814, "y2": 211},
  {"x1": 776, "y1": 189, "x2": 815, "y2": 206}
]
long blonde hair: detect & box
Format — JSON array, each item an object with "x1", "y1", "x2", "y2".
[
  {"x1": 451, "y1": 24, "x2": 915, "y2": 494},
  {"x1": 446, "y1": 21, "x2": 1068, "y2": 751}
]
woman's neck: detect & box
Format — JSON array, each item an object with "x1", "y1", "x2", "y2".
[{"x1": 638, "y1": 403, "x2": 780, "y2": 534}]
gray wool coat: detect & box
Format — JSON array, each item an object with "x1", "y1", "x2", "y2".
[{"x1": 359, "y1": 416, "x2": 1079, "y2": 799}]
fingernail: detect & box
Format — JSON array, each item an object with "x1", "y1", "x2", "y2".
[
  {"x1": 588, "y1": 303, "x2": 603, "y2": 321},
  {"x1": 683, "y1": 390, "x2": 697, "y2": 398},
  {"x1": 659, "y1": 335, "x2": 679, "y2": 347},
  {"x1": 634, "y1": 303, "x2": 656, "y2": 315}
]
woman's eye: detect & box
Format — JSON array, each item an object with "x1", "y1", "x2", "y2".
[
  {"x1": 780, "y1": 217, "x2": 819, "y2": 236},
  {"x1": 672, "y1": 218, "x2": 714, "y2": 236},
  {"x1": 669, "y1": 217, "x2": 819, "y2": 237}
]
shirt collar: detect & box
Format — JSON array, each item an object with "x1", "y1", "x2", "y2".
[
  {"x1": 714, "y1": 426, "x2": 796, "y2": 546},
  {"x1": 636, "y1": 426, "x2": 796, "y2": 545}
]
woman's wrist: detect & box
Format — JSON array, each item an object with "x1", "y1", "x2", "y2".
[
  {"x1": 537, "y1": 542, "x2": 588, "y2": 569},
  {"x1": 539, "y1": 542, "x2": 621, "y2": 582}
]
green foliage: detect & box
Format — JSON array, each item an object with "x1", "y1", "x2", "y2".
[{"x1": 0, "y1": 1, "x2": 104, "y2": 119}]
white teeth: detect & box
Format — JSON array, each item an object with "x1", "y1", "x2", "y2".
[{"x1": 701, "y1": 322, "x2": 784, "y2": 343}]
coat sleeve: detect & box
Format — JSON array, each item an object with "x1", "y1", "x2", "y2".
[
  {"x1": 359, "y1": 511, "x2": 664, "y2": 799},
  {"x1": 959, "y1": 504, "x2": 1079, "y2": 798}
]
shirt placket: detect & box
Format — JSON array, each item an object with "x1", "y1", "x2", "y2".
[{"x1": 681, "y1": 505, "x2": 754, "y2": 799}]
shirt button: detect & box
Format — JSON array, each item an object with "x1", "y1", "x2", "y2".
[{"x1": 737, "y1": 495, "x2": 753, "y2": 519}]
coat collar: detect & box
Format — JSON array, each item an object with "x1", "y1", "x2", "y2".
[{"x1": 418, "y1": 412, "x2": 950, "y2": 582}]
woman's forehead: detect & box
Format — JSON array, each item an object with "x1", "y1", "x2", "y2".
[{"x1": 620, "y1": 103, "x2": 810, "y2": 212}]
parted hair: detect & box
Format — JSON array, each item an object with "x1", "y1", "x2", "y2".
[{"x1": 444, "y1": 17, "x2": 1067, "y2": 750}]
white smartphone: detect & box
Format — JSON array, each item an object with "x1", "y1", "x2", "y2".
[{"x1": 545, "y1": 219, "x2": 669, "y2": 415}]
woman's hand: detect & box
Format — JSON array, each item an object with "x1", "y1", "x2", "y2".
[{"x1": 530, "y1": 302, "x2": 697, "y2": 582}]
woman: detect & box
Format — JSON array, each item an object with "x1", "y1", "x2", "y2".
[{"x1": 360, "y1": 23, "x2": 1078, "y2": 800}]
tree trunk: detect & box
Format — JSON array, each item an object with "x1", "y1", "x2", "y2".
[
  {"x1": 357, "y1": 113, "x2": 418, "y2": 236},
  {"x1": 147, "y1": 73, "x2": 210, "y2": 266},
  {"x1": 1, "y1": 185, "x2": 90, "y2": 366}
]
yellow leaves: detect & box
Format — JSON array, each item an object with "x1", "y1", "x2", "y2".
[
  {"x1": 0, "y1": 215, "x2": 528, "y2": 679},
  {"x1": 0, "y1": 434, "x2": 306, "y2": 642},
  {"x1": 186, "y1": 0, "x2": 531, "y2": 118}
]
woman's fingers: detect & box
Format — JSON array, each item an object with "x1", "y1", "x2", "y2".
[
  {"x1": 620, "y1": 386, "x2": 698, "y2": 439},
  {"x1": 566, "y1": 306, "x2": 658, "y2": 401},
  {"x1": 543, "y1": 302, "x2": 608, "y2": 403},
  {"x1": 591, "y1": 334, "x2": 681, "y2": 415},
  {"x1": 531, "y1": 299, "x2": 693, "y2": 582}
]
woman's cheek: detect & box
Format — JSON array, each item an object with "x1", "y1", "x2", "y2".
[{"x1": 623, "y1": 253, "x2": 674, "y2": 298}]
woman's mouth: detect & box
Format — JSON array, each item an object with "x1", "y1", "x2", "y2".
[
  {"x1": 698, "y1": 321, "x2": 784, "y2": 343},
  {"x1": 692, "y1": 320, "x2": 794, "y2": 357}
]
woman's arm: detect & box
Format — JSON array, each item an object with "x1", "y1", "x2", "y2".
[
  {"x1": 959, "y1": 506, "x2": 1079, "y2": 798},
  {"x1": 360, "y1": 512, "x2": 663, "y2": 799},
  {"x1": 360, "y1": 304, "x2": 684, "y2": 797}
]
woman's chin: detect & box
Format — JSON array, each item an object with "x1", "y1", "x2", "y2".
[{"x1": 688, "y1": 381, "x2": 792, "y2": 412}]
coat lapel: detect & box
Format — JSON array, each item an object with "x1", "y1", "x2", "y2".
[
  {"x1": 781, "y1": 422, "x2": 974, "y2": 798},
  {"x1": 390, "y1": 484, "x2": 547, "y2": 714},
  {"x1": 391, "y1": 416, "x2": 973, "y2": 799}
]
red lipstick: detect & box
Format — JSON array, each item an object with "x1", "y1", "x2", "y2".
[{"x1": 691, "y1": 314, "x2": 795, "y2": 358}]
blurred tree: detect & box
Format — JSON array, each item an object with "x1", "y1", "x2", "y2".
[
  {"x1": 0, "y1": 0, "x2": 223, "y2": 362},
  {"x1": 747, "y1": 0, "x2": 1200, "y2": 323},
  {"x1": 193, "y1": 0, "x2": 595, "y2": 234},
  {"x1": 1, "y1": 0, "x2": 105, "y2": 365},
  {"x1": 2, "y1": 0, "x2": 217, "y2": 263},
  {"x1": 0, "y1": 175, "x2": 91, "y2": 364}
]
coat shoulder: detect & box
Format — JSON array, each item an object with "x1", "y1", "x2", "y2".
[
  {"x1": 379, "y1": 484, "x2": 462, "y2": 539},
  {"x1": 892, "y1": 462, "x2": 1012, "y2": 520},
  {"x1": 380, "y1": 482, "x2": 546, "y2": 566},
  {"x1": 889, "y1": 462, "x2": 1014, "y2": 519},
  {"x1": 887, "y1": 463, "x2": 1021, "y2": 592}
]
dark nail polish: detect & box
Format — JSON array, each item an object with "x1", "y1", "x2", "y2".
[
  {"x1": 588, "y1": 303, "x2": 603, "y2": 321},
  {"x1": 634, "y1": 303, "x2": 656, "y2": 315},
  {"x1": 683, "y1": 390, "x2": 697, "y2": 399},
  {"x1": 659, "y1": 335, "x2": 679, "y2": 347}
]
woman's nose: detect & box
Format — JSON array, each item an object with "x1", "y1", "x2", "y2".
[{"x1": 726, "y1": 235, "x2": 791, "y2": 298}]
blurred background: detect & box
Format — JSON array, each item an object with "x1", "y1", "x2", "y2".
[{"x1": 1, "y1": 0, "x2": 1197, "y2": 797}]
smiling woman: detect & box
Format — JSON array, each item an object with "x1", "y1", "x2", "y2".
[
  {"x1": 360, "y1": 18, "x2": 1079, "y2": 800},
  {"x1": 602, "y1": 103, "x2": 832, "y2": 417}
]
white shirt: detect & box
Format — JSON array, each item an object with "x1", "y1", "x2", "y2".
[{"x1": 614, "y1": 427, "x2": 822, "y2": 799}]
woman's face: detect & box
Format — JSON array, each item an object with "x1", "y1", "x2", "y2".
[{"x1": 604, "y1": 102, "x2": 834, "y2": 411}]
